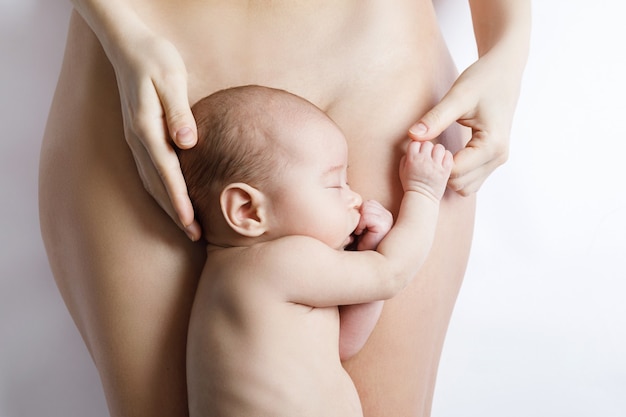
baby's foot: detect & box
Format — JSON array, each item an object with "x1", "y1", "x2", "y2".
[{"x1": 399, "y1": 141, "x2": 453, "y2": 201}]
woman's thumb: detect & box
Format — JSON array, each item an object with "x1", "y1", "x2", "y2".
[
  {"x1": 158, "y1": 75, "x2": 198, "y2": 149},
  {"x1": 167, "y1": 103, "x2": 197, "y2": 149}
]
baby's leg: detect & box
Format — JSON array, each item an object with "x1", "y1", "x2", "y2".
[{"x1": 339, "y1": 302, "x2": 384, "y2": 361}]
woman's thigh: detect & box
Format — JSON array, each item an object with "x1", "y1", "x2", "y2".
[
  {"x1": 328, "y1": 55, "x2": 476, "y2": 414},
  {"x1": 39, "y1": 12, "x2": 205, "y2": 417}
]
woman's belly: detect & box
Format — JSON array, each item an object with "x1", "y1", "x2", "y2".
[
  {"x1": 64, "y1": 0, "x2": 468, "y2": 212},
  {"x1": 136, "y1": 0, "x2": 467, "y2": 210}
]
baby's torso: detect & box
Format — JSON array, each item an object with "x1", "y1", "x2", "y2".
[{"x1": 187, "y1": 249, "x2": 362, "y2": 416}]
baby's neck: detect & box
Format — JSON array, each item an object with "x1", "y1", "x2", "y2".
[{"x1": 204, "y1": 234, "x2": 262, "y2": 251}]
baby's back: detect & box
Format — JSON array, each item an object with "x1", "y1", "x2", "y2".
[{"x1": 187, "y1": 248, "x2": 363, "y2": 416}]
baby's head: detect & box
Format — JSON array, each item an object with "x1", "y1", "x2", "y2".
[{"x1": 179, "y1": 85, "x2": 362, "y2": 248}]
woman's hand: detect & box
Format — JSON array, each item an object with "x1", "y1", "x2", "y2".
[
  {"x1": 408, "y1": 53, "x2": 522, "y2": 196},
  {"x1": 409, "y1": 0, "x2": 530, "y2": 196},
  {"x1": 111, "y1": 30, "x2": 202, "y2": 240},
  {"x1": 72, "y1": 0, "x2": 202, "y2": 239}
]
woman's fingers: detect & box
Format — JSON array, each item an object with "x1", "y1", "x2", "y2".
[
  {"x1": 143, "y1": 128, "x2": 201, "y2": 240},
  {"x1": 448, "y1": 133, "x2": 509, "y2": 195},
  {"x1": 126, "y1": 125, "x2": 197, "y2": 241},
  {"x1": 408, "y1": 82, "x2": 474, "y2": 142},
  {"x1": 154, "y1": 71, "x2": 198, "y2": 149},
  {"x1": 126, "y1": 100, "x2": 201, "y2": 241},
  {"x1": 406, "y1": 59, "x2": 515, "y2": 196}
]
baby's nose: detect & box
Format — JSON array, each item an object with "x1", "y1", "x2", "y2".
[{"x1": 350, "y1": 190, "x2": 363, "y2": 208}]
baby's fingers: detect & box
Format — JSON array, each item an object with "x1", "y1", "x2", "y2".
[{"x1": 360, "y1": 200, "x2": 393, "y2": 231}]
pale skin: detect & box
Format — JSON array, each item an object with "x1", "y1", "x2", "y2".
[
  {"x1": 185, "y1": 96, "x2": 453, "y2": 415},
  {"x1": 39, "y1": 1, "x2": 530, "y2": 416}
]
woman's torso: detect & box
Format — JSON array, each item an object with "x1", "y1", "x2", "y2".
[
  {"x1": 40, "y1": 4, "x2": 471, "y2": 415},
  {"x1": 131, "y1": 0, "x2": 465, "y2": 210}
]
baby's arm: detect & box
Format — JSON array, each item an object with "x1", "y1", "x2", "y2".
[
  {"x1": 276, "y1": 141, "x2": 453, "y2": 307},
  {"x1": 339, "y1": 200, "x2": 392, "y2": 361},
  {"x1": 374, "y1": 140, "x2": 452, "y2": 272}
]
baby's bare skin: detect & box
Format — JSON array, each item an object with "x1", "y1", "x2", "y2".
[{"x1": 186, "y1": 113, "x2": 453, "y2": 417}]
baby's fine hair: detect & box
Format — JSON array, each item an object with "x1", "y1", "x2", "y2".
[{"x1": 178, "y1": 85, "x2": 321, "y2": 236}]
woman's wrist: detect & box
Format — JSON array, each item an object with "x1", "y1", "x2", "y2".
[
  {"x1": 469, "y1": 0, "x2": 531, "y2": 73},
  {"x1": 71, "y1": 0, "x2": 150, "y2": 62}
]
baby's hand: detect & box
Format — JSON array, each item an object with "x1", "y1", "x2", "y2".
[
  {"x1": 399, "y1": 141, "x2": 454, "y2": 202},
  {"x1": 353, "y1": 200, "x2": 393, "y2": 251}
]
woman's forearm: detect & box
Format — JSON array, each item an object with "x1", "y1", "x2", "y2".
[
  {"x1": 469, "y1": 0, "x2": 531, "y2": 74},
  {"x1": 70, "y1": 0, "x2": 149, "y2": 60}
]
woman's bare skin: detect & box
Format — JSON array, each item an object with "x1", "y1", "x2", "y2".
[{"x1": 40, "y1": 1, "x2": 528, "y2": 415}]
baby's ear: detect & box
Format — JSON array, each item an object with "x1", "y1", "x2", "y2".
[{"x1": 220, "y1": 183, "x2": 268, "y2": 237}]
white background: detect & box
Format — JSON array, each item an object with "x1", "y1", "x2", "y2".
[{"x1": 1, "y1": 1, "x2": 624, "y2": 416}]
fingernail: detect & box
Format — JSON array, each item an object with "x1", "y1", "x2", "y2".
[
  {"x1": 177, "y1": 127, "x2": 194, "y2": 146},
  {"x1": 184, "y1": 223, "x2": 201, "y2": 241},
  {"x1": 410, "y1": 123, "x2": 428, "y2": 137}
]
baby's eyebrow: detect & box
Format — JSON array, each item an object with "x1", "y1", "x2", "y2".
[{"x1": 322, "y1": 164, "x2": 345, "y2": 176}]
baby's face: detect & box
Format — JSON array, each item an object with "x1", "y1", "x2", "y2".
[{"x1": 265, "y1": 112, "x2": 362, "y2": 250}]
